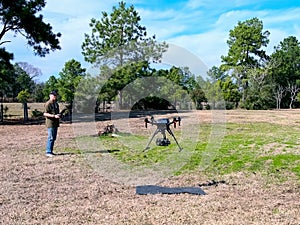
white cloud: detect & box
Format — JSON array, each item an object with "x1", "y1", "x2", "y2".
[
  {"x1": 137, "y1": 8, "x2": 187, "y2": 39},
  {"x1": 166, "y1": 30, "x2": 228, "y2": 70},
  {"x1": 161, "y1": 43, "x2": 209, "y2": 77},
  {"x1": 162, "y1": 5, "x2": 300, "y2": 72},
  {"x1": 262, "y1": 8, "x2": 300, "y2": 28},
  {"x1": 215, "y1": 9, "x2": 269, "y2": 30},
  {"x1": 186, "y1": 0, "x2": 266, "y2": 11},
  {"x1": 186, "y1": 0, "x2": 207, "y2": 9},
  {"x1": 43, "y1": 0, "x2": 114, "y2": 16}
]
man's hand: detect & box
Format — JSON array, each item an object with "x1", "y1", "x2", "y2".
[{"x1": 54, "y1": 114, "x2": 61, "y2": 119}]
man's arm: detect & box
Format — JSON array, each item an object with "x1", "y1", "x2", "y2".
[
  {"x1": 43, "y1": 112, "x2": 60, "y2": 119},
  {"x1": 44, "y1": 103, "x2": 60, "y2": 119}
]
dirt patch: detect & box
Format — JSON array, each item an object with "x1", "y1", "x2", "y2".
[{"x1": 0, "y1": 110, "x2": 299, "y2": 224}]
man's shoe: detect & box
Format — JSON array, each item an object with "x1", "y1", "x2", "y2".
[{"x1": 46, "y1": 153, "x2": 55, "y2": 157}]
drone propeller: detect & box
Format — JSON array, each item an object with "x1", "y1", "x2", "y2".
[{"x1": 172, "y1": 117, "x2": 181, "y2": 128}]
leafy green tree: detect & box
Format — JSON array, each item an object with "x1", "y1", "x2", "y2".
[
  {"x1": 74, "y1": 74, "x2": 104, "y2": 114},
  {"x1": 221, "y1": 17, "x2": 270, "y2": 104},
  {"x1": 0, "y1": 0, "x2": 61, "y2": 57},
  {"x1": 166, "y1": 67, "x2": 198, "y2": 92},
  {"x1": 82, "y1": 1, "x2": 167, "y2": 66},
  {"x1": 207, "y1": 66, "x2": 227, "y2": 82},
  {"x1": 0, "y1": 61, "x2": 40, "y2": 103},
  {"x1": 82, "y1": 1, "x2": 167, "y2": 109},
  {"x1": 0, "y1": 48, "x2": 13, "y2": 121},
  {"x1": 96, "y1": 66, "x2": 118, "y2": 112},
  {"x1": 102, "y1": 61, "x2": 152, "y2": 109},
  {"x1": 43, "y1": 76, "x2": 58, "y2": 101},
  {"x1": 0, "y1": 48, "x2": 13, "y2": 85},
  {"x1": 33, "y1": 82, "x2": 45, "y2": 102},
  {"x1": 242, "y1": 68, "x2": 275, "y2": 109},
  {"x1": 205, "y1": 66, "x2": 239, "y2": 109},
  {"x1": 57, "y1": 59, "x2": 86, "y2": 110},
  {"x1": 16, "y1": 62, "x2": 42, "y2": 101},
  {"x1": 269, "y1": 36, "x2": 300, "y2": 108},
  {"x1": 201, "y1": 79, "x2": 224, "y2": 109},
  {"x1": 270, "y1": 36, "x2": 300, "y2": 86},
  {"x1": 0, "y1": 0, "x2": 61, "y2": 112},
  {"x1": 122, "y1": 73, "x2": 190, "y2": 110},
  {"x1": 13, "y1": 64, "x2": 35, "y2": 96},
  {"x1": 190, "y1": 87, "x2": 206, "y2": 109},
  {"x1": 219, "y1": 78, "x2": 241, "y2": 109},
  {"x1": 163, "y1": 66, "x2": 203, "y2": 109},
  {"x1": 17, "y1": 89, "x2": 30, "y2": 121},
  {"x1": 202, "y1": 67, "x2": 225, "y2": 109}
]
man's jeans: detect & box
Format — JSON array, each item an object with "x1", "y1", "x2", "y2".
[{"x1": 46, "y1": 127, "x2": 58, "y2": 154}]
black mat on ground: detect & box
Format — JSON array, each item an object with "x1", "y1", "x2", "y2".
[{"x1": 136, "y1": 185, "x2": 206, "y2": 195}]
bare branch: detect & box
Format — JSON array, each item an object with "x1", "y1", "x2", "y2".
[
  {"x1": 274, "y1": 85, "x2": 285, "y2": 110},
  {"x1": 287, "y1": 82, "x2": 300, "y2": 109},
  {"x1": 0, "y1": 40, "x2": 11, "y2": 45}
]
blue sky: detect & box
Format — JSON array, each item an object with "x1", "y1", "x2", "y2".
[{"x1": 4, "y1": 0, "x2": 300, "y2": 82}]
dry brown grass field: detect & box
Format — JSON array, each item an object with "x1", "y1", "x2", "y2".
[
  {"x1": 1, "y1": 102, "x2": 65, "y2": 120},
  {"x1": 0, "y1": 103, "x2": 299, "y2": 224}
]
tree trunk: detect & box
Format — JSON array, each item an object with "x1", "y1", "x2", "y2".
[
  {"x1": 102, "y1": 101, "x2": 105, "y2": 112},
  {"x1": 118, "y1": 90, "x2": 123, "y2": 110},
  {"x1": 0, "y1": 103, "x2": 3, "y2": 122},
  {"x1": 23, "y1": 102, "x2": 28, "y2": 122}
]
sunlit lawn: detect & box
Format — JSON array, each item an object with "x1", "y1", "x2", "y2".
[{"x1": 77, "y1": 121, "x2": 300, "y2": 183}]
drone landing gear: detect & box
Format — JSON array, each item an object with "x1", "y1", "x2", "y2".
[{"x1": 144, "y1": 117, "x2": 183, "y2": 152}]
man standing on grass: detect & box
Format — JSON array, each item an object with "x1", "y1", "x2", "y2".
[{"x1": 43, "y1": 90, "x2": 61, "y2": 157}]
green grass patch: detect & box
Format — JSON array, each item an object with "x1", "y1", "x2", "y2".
[
  {"x1": 97, "y1": 132, "x2": 186, "y2": 166},
  {"x1": 180, "y1": 123, "x2": 300, "y2": 181},
  {"x1": 76, "y1": 122, "x2": 300, "y2": 182}
]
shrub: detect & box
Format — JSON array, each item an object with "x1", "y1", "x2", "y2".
[{"x1": 31, "y1": 109, "x2": 43, "y2": 118}]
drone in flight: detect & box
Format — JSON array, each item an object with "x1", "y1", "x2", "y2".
[{"x1": 144, "y1": 116, "x2": 183, "y2": 152}]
